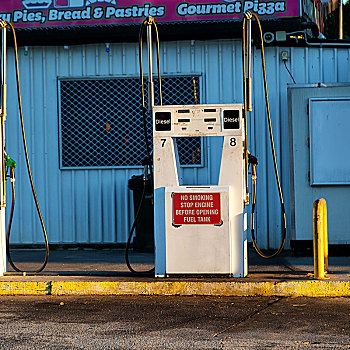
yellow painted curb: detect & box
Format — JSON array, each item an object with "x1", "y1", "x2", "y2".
[
  {"x1": 0, "y1": 281, "x2": 349, "y2": 297},
  {"x1": 52, "y1": 281, "x2": 350, "y2": 297},
  {"x1": 0, "y1": 281, "x2": 49, "y2": 295}
]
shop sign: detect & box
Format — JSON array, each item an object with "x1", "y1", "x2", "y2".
[{"x1": 0, "y1": 0, "x2": 299, "y2": 28}]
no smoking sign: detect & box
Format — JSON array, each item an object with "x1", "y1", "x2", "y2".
[{"x1": 172, "y1": 192, "x2": 221, "y2": 225}]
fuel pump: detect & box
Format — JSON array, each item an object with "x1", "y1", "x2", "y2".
[
  {"x1": 153, "y1": 103, "x2": 248, "y2": 277},
  {"x1": 126, "y1": 14, "x2": 286, "y2": 276},
  {"x1": 0, "y1": 21, "x2": 49, "y2": 275}
]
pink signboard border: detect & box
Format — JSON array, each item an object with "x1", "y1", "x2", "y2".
[{"x1": 0, "y1": 1, "x2": 299, "y2": 28}]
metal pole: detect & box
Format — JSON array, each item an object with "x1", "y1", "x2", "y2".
[
  {"x1": 147, "y1": 18, "x2": 154, "y2": 112},
  {"x1": 247, "y1": 19, "x2": 252, "y2": 111},
  {"x1": 323, "y1": 200, "x2": 328, "y2": 272},
  {"x1": 1, "y1": 27, "x2": 6, "y2": 118},
  {"x1": 313, "y1": 199, "x2": 329, "y2": 280},
  {"x1": 339, "y1": 0, "x2": 343, "y2": 40},
  {"x1": 0, "y1": 26, "x2": 6, "y2": 275},
  {"x1": 1, "y1": 27, "x2": 6, "y2": 206}
]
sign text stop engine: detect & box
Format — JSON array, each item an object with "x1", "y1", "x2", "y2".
[{"x1": 172, "y1": 192, "x2": 221, "y2": 225}]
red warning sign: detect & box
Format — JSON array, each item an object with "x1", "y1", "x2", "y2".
[{"x1": 172, "y1": 192, "x2": 221, "y2": 225}]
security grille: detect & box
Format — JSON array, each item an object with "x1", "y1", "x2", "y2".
[{"x1": 59, "y1": 76, "x2": 201, "y2": 168}]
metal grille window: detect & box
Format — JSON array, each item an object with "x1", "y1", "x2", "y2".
[{"x1": 59, "y1": 76, "x2": 201, "y2": 168}]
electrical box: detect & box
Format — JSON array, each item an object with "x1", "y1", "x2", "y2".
[
  {"x1": 288, "y1": 84, "x2": 350, "y2": 245},
  {"x1": 153, "y1": 104, "x2": 247, "y2": 277}
]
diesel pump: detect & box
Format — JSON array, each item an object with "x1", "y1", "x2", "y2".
[{"x1": 126, "y1": 13, "x2": 286, "y2": 276}]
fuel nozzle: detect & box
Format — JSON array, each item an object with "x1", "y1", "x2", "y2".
[
  {"x1": 248, "y1": 153, "x2": 258, "y2": 181},
  {"x1": 141, "y1": 155, "x2": 153, "y2": 204},
  {"x1": 142, "y1": 155, "x2": 152, "y2": 182},
  {"x1": 5, "y1": 155, "x2": 16, "y2": 168},
  {"x1": 248, "y1": 153, "x2": 258, "y2": 166}
]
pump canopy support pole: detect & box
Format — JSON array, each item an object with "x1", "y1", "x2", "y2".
[
  {"x1": 147, "y1": 19, "x2": 154, "y2": 112},
  {"x1": 339, "y1": 0, "x2": 343, "y2": 40},
  {"x1": 1, "y1": 26, "x2": 6, "y2": 206},
  {"x1": 246, "y1": 19, "x2": 252, "y2": 112},
  {"x1": 1, "y1": 28, "x2": 6, "y2": 119},
  {"x1": 0, "y1": 25, "x2": 7, "y2": 275},
  {"x1": 242, "y1": 12, "x2": 253, "y2": 205}
]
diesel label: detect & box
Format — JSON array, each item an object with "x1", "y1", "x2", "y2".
[
  {"x1": 223, "y1": 110, "x2": 240, "y2": 129},
  {"x1": 155, "y1": 111, "x2": 171, "y2": 131}
]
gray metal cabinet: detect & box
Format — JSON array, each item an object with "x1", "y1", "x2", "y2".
[{"x1": 288, "y1": 84, "x2": 350, "y2": 245}]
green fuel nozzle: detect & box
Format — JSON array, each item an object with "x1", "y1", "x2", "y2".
[{"x1": 5, "y1": 155, "x2": 16, "y2": 168}]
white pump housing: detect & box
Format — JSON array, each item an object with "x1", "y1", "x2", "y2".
[{"x1": 153, "y1": 104, "x2": 247, "y2": 277}]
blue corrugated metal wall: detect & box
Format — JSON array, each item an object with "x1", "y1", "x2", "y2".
[{"x1": 5, "y1": 40, "x2": 350, "y2": 248}]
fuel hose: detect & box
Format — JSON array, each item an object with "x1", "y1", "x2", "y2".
[
  {"x1": 5, "y1": 21, "x2": 49, "y2": 273},
  {"x1": 125, "y1": 17, "x2": 162, "y2": 273},
  {"x1": 125, "y1": 173, "x2": 153, "y2": 273},
  {"x1": 243, "y1": 12, "x2": 287, "y2": 258}
]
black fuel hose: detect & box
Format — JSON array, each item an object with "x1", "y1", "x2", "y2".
[
  {"x1": 125, "y1": 173, "x2": 154, "y2": 274},
  {"x1": 125, "y1": 17, "x2": 162, "y2": 274},
  {"x1": 5, "y1": 22, "x2": 49, "y2": 273}
]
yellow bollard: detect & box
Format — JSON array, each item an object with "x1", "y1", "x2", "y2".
[{"x1": 313, "y1": 198, "x2": 329, "y2": 280}]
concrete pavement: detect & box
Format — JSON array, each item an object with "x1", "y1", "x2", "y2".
[{"x1": 0, "y1": 295, "x2": 349, "y2": 349}]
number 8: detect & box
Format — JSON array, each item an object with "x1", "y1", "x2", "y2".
[{"x1": 230, "y1": 138, "x2": 236, "y2": 147}]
